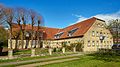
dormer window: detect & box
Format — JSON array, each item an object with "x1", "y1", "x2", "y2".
[
  {"x1": 68, "y1": 28, "x2": 78, "y2": 36},
  {"x1": 54, "y1": 32, "x2": 64, "y2": 39}
]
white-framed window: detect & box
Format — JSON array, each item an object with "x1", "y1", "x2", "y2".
[
  {"x1": 55, "y1": 32, "x2": 64, "y2": 39},
  {"x1": 104, "y1": 45, "x2": 106, "y2": 48},
  {"x1": 101, "y1": 24, "x2": 104, "y2": 27},
  {"x1": 92, "y1": 41, "x2": 95, "y2": 46},
  {"x1": 96, "y1": 31, "x2": 99, "y2": 36},
  {"x1": 96, "y1": 41, "x2": 99, "y2": 46},
  {"x1": 68, "y1": 33, "x2": 72, "y2": 37},
  {"x1": 92, "y1": 31, "x2": 95, "y2": 36},
  {"x1": 97, "y1": 23, "x2": 101, "y2": 27},
  {"x1": 88, "y1": 40, "x2": 90, "y2": 47},
  {"x1": 68, "y1": 28, "x2": 78, "y2": 37},
  {"x1": 104, "y1": 32, "x2": 105, "y2": 35}
]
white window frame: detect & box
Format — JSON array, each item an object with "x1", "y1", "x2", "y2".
[
  {"x1": 96, "y1": 31, "x2": 99, "y2": 36},
  {"x1": 92, "y1": 41, "x2": 95, "y2": 46},
  {"x1": 96, "y1": 41, "x2": 99, "y2": 46},
  {"x1": 92, "y1": 31, "x2": 95, "y2": 36},
  {"x1": 88, "y1": 40, "x2": 90, "y2": 47}
]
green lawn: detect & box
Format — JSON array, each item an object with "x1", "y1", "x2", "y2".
[
  {"x1": 40, "y1": 56, "x2": 120, "y2": 67},
  {"x1": 40, "y1": 52, "x2": 120, "y2": 67}
]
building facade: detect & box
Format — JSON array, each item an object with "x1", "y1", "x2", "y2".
[{"x1": 8, "y1": 17, "x2": 113, "y2": 52}]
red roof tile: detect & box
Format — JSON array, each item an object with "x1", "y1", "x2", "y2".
[
  {"x1": 54, "y1": 17, "x2": 97, "y2": 39},
  {"x1": 12, "y1": 17, "x2": 99, "y2": 40}
]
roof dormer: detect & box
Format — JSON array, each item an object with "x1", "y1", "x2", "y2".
[{"x1": 68, "y1": 28, "x2": 78, "y2": 36}]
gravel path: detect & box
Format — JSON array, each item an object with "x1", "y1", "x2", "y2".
[{"x1": 0, "y1": 53, "x2": 83, "y2": 66}]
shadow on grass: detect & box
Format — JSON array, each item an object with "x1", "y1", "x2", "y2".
[
  {"x1": 87, "y1": 50, "x2": 120, "y2": 62},
  {"x1": 0, "y1": 51, "x2": 8, "y2": 56}
]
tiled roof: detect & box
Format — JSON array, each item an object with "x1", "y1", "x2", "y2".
[
  {"x1": 12, "y1": 17, "x2": 99, "y2": 40},
  {"x1": 42, "y1": 27, "x2": 61, "y2": 39},
  {"x1": 56, "y1": 17, "x2": 97, "y2": 39}
]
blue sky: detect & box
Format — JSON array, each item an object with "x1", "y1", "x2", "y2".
[{"x1": 0, "y1": 0, "x2": 120, "y2": 28}]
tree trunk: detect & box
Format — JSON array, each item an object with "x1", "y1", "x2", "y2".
[
  {"x1": 8, "y1": 27, "x2": 13, "y2": 59},
  {"x1": 62, "y1": 47, "x2": 65, "y2": 53},
  {"x1": 31, "y1": 48, "x2": 35, "y2": 57},
  {"x1": 37, "y1": 38, "x2": 40, "y2": 48},
  {"x1": 48, "y1": 48, "x2": 52, "y2": 55},
  {"x1": 15, "y1": 39, "x2": 18, "y2": 50},
  {"x1": 73, "y1": 47, "x2": 76, "y2": 53},
  {"x1": 9, "y1": 28, "x2": 12, "y2": 49},
  {"x1": 31, "y1": 26, "x2": 35, "y2": 57},
  {"x1": 0, "y1": 47, "x2": 3, "y2": 55},
  {"x1": 21, "y1": 31, "x2": 24, "y2": 49},
  {"x1": 8, "y1": 49, "x2": 13, "y2": 59}
]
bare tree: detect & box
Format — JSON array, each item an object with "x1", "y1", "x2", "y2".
[
  {"x1": 12, "y1": 30, "x2": 20, "y2": 49},
  {"x1": 29, "y1": 10, "x2": 36, "y2": 48},
  {"x1": 0, "y1": 6, "x2": 15, "y2": 58},
  {"x1": 4, "y1": 8, "x2": 14, "y2": 50},
  {"x1": 29, "y1": 10, "x2": 36, "y2": 56},
  {"x1": 15, "y1": 8, "x2": 28, "y2": 49},
  {"x1": 36, "y1": 16, "x2": 41, "y2": 48}
]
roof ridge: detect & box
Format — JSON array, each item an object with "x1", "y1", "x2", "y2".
[
  {"x1": 63, "y1": 17, "x2": 96, "y2": 29},
  {"x1": 43, "y1": 26, "x2": 62, "y2": 30}
]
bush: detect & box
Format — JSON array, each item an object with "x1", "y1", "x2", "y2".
[
  {"x1": 70, "y1": 42, "x2": 83, "y2": 52},
  {"x1": 35, "y1": 48, "x2": 48, "y2": 54},
  {"x1": 76, "y1": 43, "x2": 83, "y2": 51},
  {"x1": 66, "y1": 45, "x2": 72, "y2": 52}
]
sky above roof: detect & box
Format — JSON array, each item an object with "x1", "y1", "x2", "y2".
[{"x1": 0, "y1": 0, "x2": 120, "y2": 28}]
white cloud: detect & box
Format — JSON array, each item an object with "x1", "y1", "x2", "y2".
[
  {"x1": 94, "y1": 10, "x2": 120, "y2": 24},
  {"x1": 70, "y1": 14, "x2": 88, "y2": 25},
  {"x1": 70, "y1": 10, "x2": 120, "y2": 25}
]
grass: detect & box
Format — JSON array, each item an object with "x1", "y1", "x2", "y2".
[
  {"x1": 0, "y1": 53, "x2": 79, "y2": 67},
  {"x1": 39, "y1": 51, "x2": 120, "y2": 67},
  {"x1": 2, "y1": 56, "x2": 79, "y2": 67},
  {"x1": 40, "y1": 56, "x2": 120, "y2": 67},
  {"x1": 2, "y1": 49, "x2": 120, "y2": 67}
]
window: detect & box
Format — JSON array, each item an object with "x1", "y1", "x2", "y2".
[
  {"x1": 101, "y1": 24, "x2": 104, "y2": 27},
  {"x1": 92, "y1": 31, "x2": 95, "y2": 36},
  {"x1": 107, "y1": 41, "x2": 109, "y2": 45},
  {"x1": 68, "y1": 33, "x2": 72, "y2": 37},
  {"x1": 96, "y1": 31, "x2": 99, "y2": 36},
  {"x1": 54, "y1": 32, "x2": 64, "y2": 38},
  {"x1": 68, "y1": 28, "x2": 78, "y2": 36},
  {"x1": 107, "y1": 33, "x2": 109, "y2": 38},
  {"x1": 104, "y1": 45, "x2": 106, "y2": 47},
  {"x1": 107, "y1": 45, "x2": 109, "y2": 48},
  {"x1": 104, "y1": 32, "x2": 105, "y2": 35},
  {"x1": 88, "y1": 40, "x2": 90, "y2": 47},
  {"x1": 97, "y1": 23, "x2": 101, "y2": 27},
  {"x1": 54, "y1": 35, "x2": 60, "y2": 39},
  {"x1": 92, "y1": 41, "x2": 95, "y2": 46},
  {"x1": 96, "y1": 41, "x2": 99, "y2": 46},
  {"x1": 104, "y1": 41, "x2": 106, "y2": 43}
]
